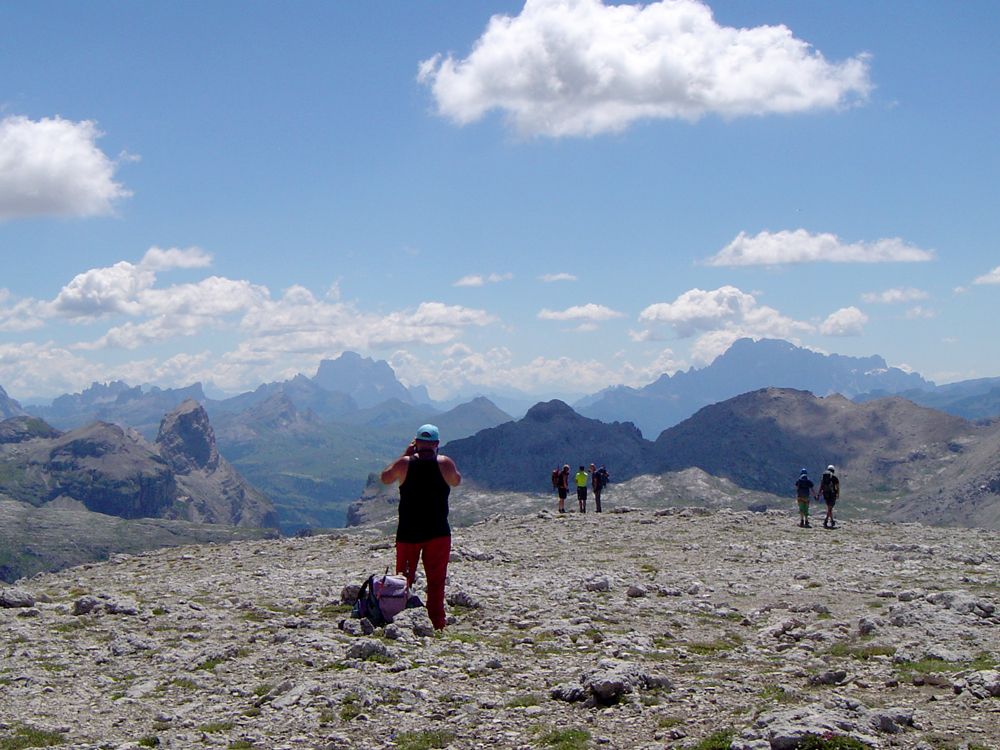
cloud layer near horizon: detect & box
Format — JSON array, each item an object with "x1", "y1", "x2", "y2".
[{"x1": 419, "y1": 0, "x2": 872, "y2": 137}]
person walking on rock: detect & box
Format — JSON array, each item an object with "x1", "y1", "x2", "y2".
[
  {"x1": 556, "y1": 464, "x2": 570, "y2": 513},
  {"x1": 819, "y1": 464, "x2": 840, "y2": 528},
  {"x1": 380, "y1": 424, "x2": 461, "y2": 630},
  {"x1": 575, "y1": 465, "x2": 589, "y2": 513},
  {"x1": 795, "y1": 468, "x2": 815, "y2": 528},
  {"x1": 590, "y1": 463, "x2": 609, "y2": 513}
]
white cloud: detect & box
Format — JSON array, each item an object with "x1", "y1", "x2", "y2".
[
  {"x1": 454, "y1": 272, "x2": 512, "y2": 287},
  {"x1": 707, "y1": 230, "x2": 935, "y2": 266},
  {"x1": 139, "y1": 246, "x2": 213, "y2": 271},
  {"x1": 538, "y1": 303, "x2": 624, "y2": 321},
  {"x1": 0, "y1": 341, "x2": 109, "y2": 396},
  {"x1": 48, "y1": 261, "x2": 156, "y2": 319},
  {"x1": 391, "y1": 344, "x2": 678, "y2": 401},
  {"x1": 635, "y1": 285, "x2": 813, "y2": 362},
  {"x1": 973, "y1": 266, "x2": 1000, "y2": 285},
  {"x1": 539, "y1": 272, "x2": 578, "y2": 282},
  {"x1": 861, "y1": 287, "x2": 928, "y2": 304},
  {"x1": 0, "y1": 115, "x2": 131, "y2": 220},
  {"x1": 0, "y1": 289, "x2": 45, "y2": 332},
  {"x1": 418, "y1": 0, "x2": 871, "y2": 137},
  {"x1": 904, "y1": 306, "x2": 936, "y2": 320},
  {"x1": 819, "y1": 306, "x2": 867, "y2": 336}
]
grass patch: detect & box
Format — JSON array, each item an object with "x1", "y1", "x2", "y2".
[
  {"x1": 228, "y1": 742, "x2": 255, "y2": 749},
  {"x1": 170, "y1": 677, "x2": 199, "y2": 690},
  {"x1": 506, "y1": 693, "x2": 542, "y2": 708},
  {"x1": 532, "y1": 727, "x2": 591, "y2": 749},
  {"x1": 340, "y1": 693, "x2": 363, "y2": 721},
  {"x1": 826, "y1": 642, "x2": 895, "y2": 661},
  {"x1": 895, "y1": 652, "x2": 997, "y2": 678},
  {"x1": 694, "y1": 728, "x2": 735, "y2": 750},
  {"x1": 136, "y1": 737, "x2": 160, "y2": 748},
  {"x1": 685, "y1": 636, "x2": 742, "y2": 655},
  {"x1": 197, "y1": 721, "x2": 235, "y2": 733},
  {"x1": 0, "y1": 725, "x2": 66, "y2": 749},
  {"x1": 758, "y1": 684, "x2": 795, "y2": 704},
  {"x1": 393, "y1": 729, "x2": 455, "y2": 749},
  {"x1": 656, "y1": 716, "x2": 683, "y2": 728},
  {"x1": 797, "y1": 734, "x2": 867, "y2": 749}
]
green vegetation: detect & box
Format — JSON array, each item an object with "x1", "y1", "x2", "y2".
[
  {"x1": 339, "y1": 693, "x2": 363, "y2": 721},
  {"x1": 170, "y1": 677, "x2": 198, "y2": 690},
  {"x1": 0, "y1": 724, "x2": 66, "y2": 749},
  {"x1": 895, "y1": 652, "x2": 997, "y2": 678},
  {"x1": 393, "y1": 729, "x2": 456, "y2": 750},
  {"x1": 136, "y1": 737, "x2": 160, "y2": 748},
  {"x1": 196, "y1": 721, "x2": 235, "y2": 733},
  {"x1": 656, "y1": 716, "x2": 683, "y2": 728},
  {"x1": 757, "y1": 684, "x2": 795, "y2": 704},
  {"x1": 685, "y1": 636, "x2": 742, "y2": 655},
  {"x1": 826, "y1": 642, "x2": 895, "y2": 661},
  {"x1": 228, "y1": 742, "x2": 255, "y2": 750},
  {"x1": 797, "y1": 734, "x2": 866, "y2": 750},
  {"x1": 693, "y1": 728, "x2": 735, "y2": 750},
  {"x1": 532, "y1": 727, "x2": 591, "y2": 749},
  {"x1": 506, "y1": 693, "x2": 542, "y2": 708}
]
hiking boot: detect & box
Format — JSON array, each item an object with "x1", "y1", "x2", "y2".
[
  {"x1": 799, "y1": 520, "x2": 804, "y2": 527},
  {"x1": 804, "y1": 521, "x2": 812, "y2": 528}
]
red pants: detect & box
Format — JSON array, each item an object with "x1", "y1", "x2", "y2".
[{"x1": 395, "y1": 535, "x2": 451, "y2": 629}]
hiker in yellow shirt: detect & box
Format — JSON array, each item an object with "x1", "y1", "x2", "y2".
[{"x1": 575, "y1": 465, "x2": 589, "y2": 513}]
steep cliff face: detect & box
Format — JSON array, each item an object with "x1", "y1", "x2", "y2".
[
  {"x1": 155, "y1": 400, "x2": 278, "y2": 529},
  {"x1": 27, "y1": 422, "x2": 180, "y2": 519}
]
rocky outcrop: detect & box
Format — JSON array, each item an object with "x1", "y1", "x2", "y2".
[
  {"x1": 0, "y1": 384, "x2": 28, "y2": 419},
  {"x1": 156, "y1": 400, "x2": 278, "y2": 528},
  {"x1": 0, "y1": 509, "x2": 996, "y2": 748}
]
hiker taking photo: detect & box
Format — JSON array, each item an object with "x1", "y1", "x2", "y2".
[{"x1": 380, "y1": 424, "x2": 462, "y2": 630}]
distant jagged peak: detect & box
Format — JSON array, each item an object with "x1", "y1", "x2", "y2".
[
  {"x1": 0, "y1": 384, "x2": 28, "y2": 419},
  {"x1": 155, "y1": 399, "x2": 220, "y2": 473}
]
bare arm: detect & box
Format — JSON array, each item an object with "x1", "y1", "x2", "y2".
[
  {"x1": 437, "y1": 455, "x2": 462, "y2": 487},
  {"x1": 380, "y1": 442, "x2": 417, "y2": 485}
]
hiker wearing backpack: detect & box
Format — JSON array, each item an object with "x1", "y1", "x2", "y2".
[
  {"x1": 794, "y1": 468, "x2": 815, "y2": 528},
  {"x1": 575, "y1": 465, "x2": 589, "y2": 513},
  {"x1": 380, "y1": 424, "x2": 462, "y2": 630},
  {"x1": 591, "y1": 463, "x2": 609, "y2": 513},
  {"x1": 556, "y1": 465, "x2": 570, "y2": 513},
  {"x1": 819, "y1": 464, "x2": 840, "y2": 528}
]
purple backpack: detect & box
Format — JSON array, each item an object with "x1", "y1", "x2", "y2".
[{"x1": 352, "y1": 573, "x2": 410, "y2": 626}]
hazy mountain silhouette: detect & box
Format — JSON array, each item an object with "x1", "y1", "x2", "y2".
[{"x1": 577, "y1": 338, "x2": 933, "y2": 436}]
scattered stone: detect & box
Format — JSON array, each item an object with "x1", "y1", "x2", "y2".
[{"x1": 0, "y1": 587, "x2": 35, "y2": 608}]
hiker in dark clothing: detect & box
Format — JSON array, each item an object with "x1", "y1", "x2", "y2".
[
  {"x1": 819, "y1": 464, "x2": 840, "y2": 528},
  {"x1": 590, "y1": 463, "x2": 609, "y2": 513},
  {"x1": 556, "y1": 465, "x2": 570, "y2": 513},
  {"x1": 380, "y1": 424, "x2": 461, "y2": 630},
  {"x1": 795, "y1": 469, "x2": 815, "y2": 528}
]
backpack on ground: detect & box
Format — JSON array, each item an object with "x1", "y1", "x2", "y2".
[{"x1": 351, "y1": 571, "x2": 410, "y2": 626}]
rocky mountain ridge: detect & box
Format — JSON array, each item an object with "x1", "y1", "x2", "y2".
[
  {"x1": 1, "y1": 507, "x2": 997, "y2": 749},
  {"x1": 442, "y1": 389, "x2": 1000, "y2": 531}
]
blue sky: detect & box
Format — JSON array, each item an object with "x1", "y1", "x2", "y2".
[{"x1": 1, "y1": 0, "x2": 998, "y2": 403}]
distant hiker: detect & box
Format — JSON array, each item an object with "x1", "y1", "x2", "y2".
[
  {"x1": 551, "y1": 466, "x2": 560, "y2": 495},
  {"x1": 795, "y1": 468, "x2": 814, "y2": 528},
  {"x1": 556, "y1": 465, "x2": 570, "y2": 513},
  {"x1": 591, "y1": 463, "x2": 609, "y2": 513},
  {"x1": 380, "y1": 424, "x2": 462, "y2": 630},
  {"x1": 819, "y1": 464, "x2": 840, "y2": 528},
  {"x1": 575, "y1": 465, "x2": 589, "y2": 513}
]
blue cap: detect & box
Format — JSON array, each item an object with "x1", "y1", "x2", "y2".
[{"x1": 415, "y1": 424, "x2": 440, "y2": 442}]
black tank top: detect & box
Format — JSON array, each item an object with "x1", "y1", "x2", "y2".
[{"x1": 396, "y1": 455, "x2": 451, "y2": 543}]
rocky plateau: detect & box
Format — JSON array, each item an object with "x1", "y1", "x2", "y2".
[{"x1": 1, "y1": 499, "x2": 997, "y2": 749}]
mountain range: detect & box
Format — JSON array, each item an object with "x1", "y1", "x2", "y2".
[
  {"x1": 575, "y1": 337, "x2": 935, "y2": 436},
  {"x1": 0, "y1": 399, "x2": 279, "y2": 582},
  {"x1": 6, "y1": 339, "x2": 1000, "y2": 536},
  {"x1": 441, "y1": 388, "x2": 1000, "y2": 530}
]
